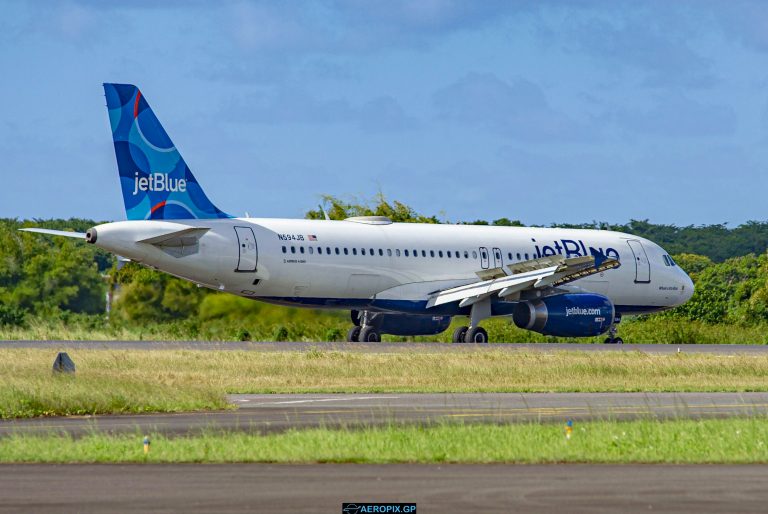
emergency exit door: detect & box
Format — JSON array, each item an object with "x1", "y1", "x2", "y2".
[{"x1": 234, "y1": 226, "x2": 258, "y2": 272}]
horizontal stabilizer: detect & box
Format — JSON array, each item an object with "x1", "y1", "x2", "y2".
[
  {"x1": 18, "y1": 228, "x2": 86, "y2": 239},
  {"x1": 137, "y1": 226, "x2": 210, "y2": 246}
]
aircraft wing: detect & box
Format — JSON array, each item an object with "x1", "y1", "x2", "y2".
[{"x1": 426, "y1": 254, "x2": 620, "y2": 308}]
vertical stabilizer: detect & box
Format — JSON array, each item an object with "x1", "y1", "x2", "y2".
[{"x1": 103, "y1": 83, "x2": 230, "y2": 220}]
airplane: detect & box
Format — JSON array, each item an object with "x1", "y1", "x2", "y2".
[{"x1": 22, "y1": 83, "x2": 695, "y2": 344}]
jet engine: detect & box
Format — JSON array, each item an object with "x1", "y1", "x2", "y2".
[{"x1": 512, "y1": 293, "x2": 614, "y2": 337}]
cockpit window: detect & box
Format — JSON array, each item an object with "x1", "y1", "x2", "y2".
[{"x1": 662, "y1": 255, "x2": 676, "y2": 267}]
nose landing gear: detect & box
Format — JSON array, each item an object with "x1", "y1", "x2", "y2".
[{"x1": 603, "y1": 317, "x2": 623, "y2": 344}]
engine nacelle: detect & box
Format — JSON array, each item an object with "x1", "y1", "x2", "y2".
[
  {"x1": 367, "y1": 312, "x2": 452, "y2": 336},
  {"x1": 512, "y1": 293, "x2": 614, "y2": 337}
]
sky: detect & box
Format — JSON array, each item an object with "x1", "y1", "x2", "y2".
[{"x1": 1, "y1": 0, "x2": 768, "y2": 226}]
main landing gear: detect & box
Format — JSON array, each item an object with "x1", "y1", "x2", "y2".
[
  {"x1": 347, "y1": 311, "x2": 381, "y2": 342},
  {"x1": 451, "y1": 297, "x2": 491, "y2": 343},
  {"x1": 603, "y1": 318, "x2": 624, "y2": 344},
  {"x1": 452, "y1": 325, "x2": 489, "y2": 343}
]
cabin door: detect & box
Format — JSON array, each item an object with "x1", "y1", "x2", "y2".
[
  {"x1": 234, "y1": 226, "x2": 258, "y2": 272},
  {"x1": 626, "y1": 240, "x2": 650, "y2": 283}
]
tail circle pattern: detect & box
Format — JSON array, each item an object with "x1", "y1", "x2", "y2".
[{"x1": 103, "y1": 83, "x2": 230, "y2": 220}]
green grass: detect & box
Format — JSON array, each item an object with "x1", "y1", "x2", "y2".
[
  {"x1": 4, "y1": 419, "x2": 768, "y2": 463},
  {"x1": 2, "y1": 313, "x2": 768, "y2": 344},
  {"x1": 4, "y1": 348, "x2": 768, "y2": 418}
]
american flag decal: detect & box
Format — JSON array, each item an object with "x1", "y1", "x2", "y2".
[{"x1": 308, "y1": 235, "x2": 317, "y2": 241}]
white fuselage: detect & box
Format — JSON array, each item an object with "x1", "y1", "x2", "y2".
[{"x1": 90, "y1": 217, "x2": 694, "y2": 317}]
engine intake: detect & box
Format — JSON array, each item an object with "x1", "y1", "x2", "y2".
[{"x1": 513, "y1": 293, "x2": 614, "y2": 337}]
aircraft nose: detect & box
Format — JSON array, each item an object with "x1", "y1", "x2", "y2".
[{"x1": 680, "y1": 271, "x2": 694, "y2": 303}]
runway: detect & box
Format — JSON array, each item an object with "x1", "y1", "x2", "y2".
[
  {"x1": 3, "y1": 392, "x2": 768, "y2": 437},
  {"x1": 2, "y1": 340, "x2": 768, "y2": 353},
  {"x1": 2, "y1": 463, "x2": 768, "y2": 513}
]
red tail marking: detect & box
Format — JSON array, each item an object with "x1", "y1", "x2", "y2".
[
  {"x1": 150, "y1": 200, "x2": 166, "y2": 214},
  {"x1": 134, "y1": 91, "x2": 142, "y2": 118}
]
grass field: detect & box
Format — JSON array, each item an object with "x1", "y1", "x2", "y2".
[
  {"x1": 4, "y1": 348, "x2": 768, "y2": 418},
  {"x1": 3, "y1": 418, "x2": 768, "y2": 463},
  {"x1": 2, "y1": 314, "x2": 768, "y2": 344}
]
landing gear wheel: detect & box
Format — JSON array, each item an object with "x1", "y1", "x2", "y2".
[
  {"x1": 614, "y1": 337, "x2": 624, "y2": 345},
  {"x1": 603, "y1": 337, "x2": 625, "y2": 344},
  {"x1": 452, "y1": 326, "x2": 469, "y2": 344},
  {"x1": 603, "y1": 337, "x2": 613, "y2": 344},
  {"x1": 359, "y1": 326, "x2": 381, "y2": 343},
  {"x1": 465, "y1": 327, "x2": 489, "y2": 343},
  {"x1": 347, "y1": 326, "x2": 361, "y2": 342}
]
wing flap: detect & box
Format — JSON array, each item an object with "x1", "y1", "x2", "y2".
[{"x1": 426, "y1": 254, "x2": 620, "y2": 308}]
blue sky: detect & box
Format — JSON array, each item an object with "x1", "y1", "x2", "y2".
[{"x1": 2, "y1": 0, "x2": 767, "y2": 226}]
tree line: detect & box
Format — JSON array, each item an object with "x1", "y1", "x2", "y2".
[{"x1": 1, "y1": 194, "x2": 767, "y2": 327}]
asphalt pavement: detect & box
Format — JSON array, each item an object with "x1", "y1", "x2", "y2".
[
  {"x1": 2, "y1": 463, "x2": 768, "y2": 513},
  {"x1": 3, "y1": 392, "x2": 768, "y2": 437}
]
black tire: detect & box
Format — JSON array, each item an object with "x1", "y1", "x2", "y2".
[
  {"x1": 614, "y1": 337, "x2": 624, "y2": 345},
  {"x1": 603, "y1": 337, "x2": 614, "y2": 344},
  {"x1": 350, "y1": 310, "x2": 361, "y2": 326},
  {"x1": 346, "y1": 326, "x2": 361, "y2": 342},
  {"x1": 359, "y1": 326, "x2": 381, "y2": 343},
  {"x1": 452, "y1": 326, "x2": 468, "y2": 343},
  {"x1": 464, "y1": 327, "x2": 488, "y2": 343}
]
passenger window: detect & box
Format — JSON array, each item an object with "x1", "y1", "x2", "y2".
[
  {"x1": 464, "y1": 251, "x2": 469, "y2": 259},
  {"x1": 386, "y1": 249, "x2": 390, "y2": 256},
  {"x1": 446, "y1": 251, "x2": 451, "y2": 258},
  {"x1": 508, "y1": 252, "x2": 512, "y2": 260},
  {"x1": 361, "y1": 248, "x2": 366, "y2": 255},
  {"x1": 380, "y1": 249, "x2": 384, "y2": 256},
  {"x1": 472, "y1": 251, "x2": 477, "y2": 259},
  {"x1": 525, "y1": 253, "x2": 529, "y2": 260},
  {"x1": 300, "y1": 247, "x2": 305, "y2": 254},
  {"x1": 370, "y1": 248, "x2": 375, "y2": 256},
  {"x1": 405, "y1": 249, "x2": 409, "y2": 257},
  {"x1": 438, "y1": 250, "x2": 443, "y2": 258},
  {"x1": 430, "y1": 250, "x2": 435, "y2": 258},
  {"x1": 422, "y1": 250, "x2": 426, "y2": 257},
  {"x1": 344, "y1": 248, "x2": 348, "y2": 255},
  {"x1": 308, "y1": 247, "x2": 313, "y2": 254},
  {"x1": 353, "y1": 248, "x2": 357, "y2": 255},
  {"x1": 291, "y1": 246, "x2": 296, "y2": 254},
  {"x1": 335, "y1": 247, "x2": 340, "y2": 255},
  {"x1": 317, "y1": 247, "x2": 322, "y2": 255},
  {"x1": 282, "y1": 246, "x2": 287, "y2": 254},
  {"x1": 327, "y1": 247, "x2": 331, "y2": 254},
  {"x1": 516, "y1": 253, "x2": 521, "y2": 260},
  {"x1": 395, "y1": 249, "x2": 400, "y2": 257}
]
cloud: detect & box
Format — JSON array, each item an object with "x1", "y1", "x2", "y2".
[
  {"x1": 572, "y1": 16, "x2": 717, "y2": 89},
  {"x1": 710, "y1": 0, "x2": 768, "y2": 53},
  {"x1": 607, "y1": 91, "x2": 737, "y2": 137},
  {"x1": 432, "y1": 73, "x2": 593, "y2": 142},
  {"x1": 222, "y1": 88, "x2": 416, "y2": 133}
]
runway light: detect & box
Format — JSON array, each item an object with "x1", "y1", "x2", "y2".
[
  {"x1": 565, "y1": 420, "x2": 573, "y2": 440},
  {"x1": 143, "y1": 436, "x2": 151, "y2": 455}
]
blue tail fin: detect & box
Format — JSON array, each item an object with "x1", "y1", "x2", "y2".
[{"x1": 103, "y1": 83, "x2": 230, "y2": 220}]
